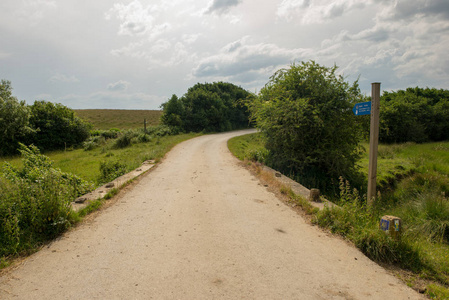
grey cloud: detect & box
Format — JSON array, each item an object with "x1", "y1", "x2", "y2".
[
  {"x1": 387, "y1": 0, "x2": 449, "y2": 20},
  {"x1": 107, "y1": 80, "x2": 130, "y2": 91},
  {"x1": 193, "y1": 41, "x2": 306, "y2": 83},
  {"x1": 206, "y1": 0, "x2": 242, "y2": 15}
]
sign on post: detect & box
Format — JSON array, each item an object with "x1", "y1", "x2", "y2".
[
  {"x1": 352, "y1": 83, "x2": 381, "y2": 205},
  {"x1": 352, "y1": 101, "x2": 371, "y2": 116}
]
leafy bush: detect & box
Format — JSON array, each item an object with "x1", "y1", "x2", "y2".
[
  {"x1": 83, "y1": 136, "x2": 106, "y2": 151},
  {"x1": 0, "y1": 80, "x2": 35, "y2": 156},
  {"x1": 98, "y1": 160, "x2": 127, "y2": 183},
  {"x1": 249, "y1": 61, "x2": 364, "y2": 196},
  {"x1": 90, "y1": 128, "x2": 121, "y2": 139},
  {"x1": 113, "y1": 130, "x2": 137, "y2": 149},
  {"x1": 27, "y1": 101, "x2": 92, "y2": 151},
  {"x1": 0, "y1": 144, "x2": 93, "y2": 256}
]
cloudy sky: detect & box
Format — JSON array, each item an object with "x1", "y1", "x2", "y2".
[{"x1": 1, "y1": 0, "x2": 448, "y2": 109}]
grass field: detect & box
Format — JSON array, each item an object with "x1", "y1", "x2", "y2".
[
  {"x1": 75, "y1": 109, "x2": 163, "y2": 130},
  {"x1": 2, "y1": 133, "x2": 199, "y2": 184},
  {"x1": 228, "y1": 133, "x2": 449, "y2": 299}
]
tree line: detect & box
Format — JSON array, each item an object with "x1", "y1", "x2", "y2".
[
  {"x1": 0, "y1": 80, "x2": 91, "y2": 156},
  {"x1": 160, "y1": 82, "x2": 253, "y2": 133}
]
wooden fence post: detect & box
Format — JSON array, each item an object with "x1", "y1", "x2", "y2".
[{"x1": 367, "y1": 83, "x2": 381, "y2": 205}]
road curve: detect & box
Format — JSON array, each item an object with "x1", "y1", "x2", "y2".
[{"x1": 0, "y1": 130, "x2": 422, "y2": 299}]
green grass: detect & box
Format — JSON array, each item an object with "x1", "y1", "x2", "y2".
[
  {"x1": 75, "y1": 109, "x2": 163, "y2": 130},
  {"x1": 228, "y1": 133, "x2": 449, "y2": 298},
  {"x1": 227, "y1": 132, "x2": 268, "y2": 162},
  {"x1": 2, "y1": 133, "x2": 199, "y2": 184}
]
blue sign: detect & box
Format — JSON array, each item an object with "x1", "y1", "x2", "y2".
[
  {"x1": 380, "y1": 219, "x2": 390, "y2": 231},
  {"x1": 353, "y1": 101, "x2": 371, "y2": 116}
]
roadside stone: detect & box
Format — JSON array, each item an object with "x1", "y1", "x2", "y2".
[
  {"x1": 105, "y1": 183, "x2": 115, "y2": 188},
  {"x1": 275, "y1": 172, "x2": 282, "y2": 177},
  {"x1": 74, "y1": 197, "x2": 87, "y2": 204}
]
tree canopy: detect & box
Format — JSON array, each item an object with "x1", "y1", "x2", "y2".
[
  {"x1": 0, "y1": 80, "x2": 92, "y2": 155},
  {"x1": 249, "y1": 61, "x2": 364, "y2": 194},
  {"x1": 379, "y1": 87, "x2": 449, "y2": 143},
  {"x1": 0, "y1": 80, "x2": 34, "y2": 156},
  {"x1": 161, "y1": 82, "x2": 252, "y2": 132}
]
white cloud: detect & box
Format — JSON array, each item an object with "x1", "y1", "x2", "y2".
[
  {"x1": 277, "y1": 0, "x2": 366, "y2": 24},
  {"x1": 49, "y1": 73, "x2": 79, "y2": 83},
  {"x1": 106, "y1": 0, "x2": 157, "y2": 36},
  {"x1": 18, "y1": 0, "x2": 57, "y2": 25},
  {"x1": 107, "y1": 80, "x2": 130, "y2": 91}
]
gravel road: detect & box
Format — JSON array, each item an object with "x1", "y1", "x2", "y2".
[{"x1": 0, "y1": 130, "x2": 422, "y2": 299}]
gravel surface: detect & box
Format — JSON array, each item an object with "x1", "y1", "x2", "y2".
[{"x1": 0, "y1": 130, "x2": 422, "y2": 299}]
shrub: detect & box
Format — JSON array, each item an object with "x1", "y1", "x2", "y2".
[
  {"x1": 83, "y1": 136, "x2": 106, "y2": 151},
  {"x1": 0, "y1": 80, "x2": 34, "y2": 156},
  {"x1": 27, "y1": 101, "x2": 92, "y2": 151},
  {"x1": 249, "y1": 61, "x2": 364, "y2": 196},
  {"x1": 0, "y1": 144, "x2": 93, "y2": 256},
  {"x1": 113, "y1": 130, "x2": 137, "y2": 149},
  {"x1": 98, "y1": 160, "x2": 127, "y2": 183}
]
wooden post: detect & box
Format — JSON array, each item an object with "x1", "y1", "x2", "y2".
[
  {"x1": 309, "y1": 189, "x2": 321, "y2": 202},
  {"x1": 144, "y1": 118, "x2": 147, "y2": 134},
  {"x1": 367, "y1": 83, "x2": 381, "y2": 205}
]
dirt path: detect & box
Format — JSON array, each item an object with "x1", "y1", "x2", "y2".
[{"x1": 0, "y1": 130, "x2": 422, "y2": 299}]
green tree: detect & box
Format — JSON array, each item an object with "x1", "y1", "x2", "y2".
[
  {"x1": 250, "y1": 61, "x2": 364, "y2": 195},
  {"x1": 0, "y1": 80, "x2": 34, "y2": 156},
  {"x1": 161, "y1": 82, "x2": 252, "y2": 133},
  {"x1": 379, "y1": 87, "x2": 449, "y2": 143},
  {"x1": 160, "y1": 94, "x2": 184, "y2": 131},
  {"x1": 28, "y1": 101, "x2": 92, "y2": 151}
]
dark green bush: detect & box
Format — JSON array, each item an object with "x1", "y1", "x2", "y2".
[
  {"x1": 27, "y1": 101, "x2": 92, "y2": 151},
  {"x1": 249, "y1": 61, "x2": 364, "y2": 196},
  {"x1": 98, "y1": 160, "x2": 127, "y2": 183},
  {"x1": 113, "y1": 130, "x2": 137, "y2": 149},
  {"x1": 0, "y1": 144, "x2": 93, "y2": 256},
  {"x1": 379, "y1": 88, "x2": 449, "y2": 143}
]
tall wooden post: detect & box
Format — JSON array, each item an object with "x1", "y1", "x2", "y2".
[
  {"x1": 367, "y1": 83, "x2": 381, "y2": 205},
  {"x1": 144, "y1": 118, "x2": 147, "y2": 134}
]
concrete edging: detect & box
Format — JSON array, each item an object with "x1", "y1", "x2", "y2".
[
  {"x1": 261, "y1": 165, "x2": 336, "y2": 210},
  {"x1": 71, "y1": 160, "x2": 156, "y2": 212}
]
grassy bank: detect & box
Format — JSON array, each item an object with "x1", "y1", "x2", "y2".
[
  {"x1": 0, "y1": 130, "x2": 199, "y2": 265},
  {"x1": 75, "y1": 109, "x2": 162, "y2": 130},
  {"x1": 228, "y1": 132, "x2": 449, "y2": 299}
]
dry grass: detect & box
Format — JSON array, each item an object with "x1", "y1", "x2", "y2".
[{"x1": 75, "y1": 109, "x2": 162, "y2": 130}]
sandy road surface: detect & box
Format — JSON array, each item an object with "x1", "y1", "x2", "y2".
[{"x1": 0, "y1": 130, "x2": 422, "y2": 299}]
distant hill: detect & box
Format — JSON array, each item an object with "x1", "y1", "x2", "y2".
[{"x1": 75, "y1": 109, "x2": 162, "y2": 130}]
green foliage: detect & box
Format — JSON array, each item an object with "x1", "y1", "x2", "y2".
[
  {"x1": 161, "y1": 82, "x2": 252, "y2": 133},
  {"x1": 27, "y1": 101, "x2": 92, "y2": 151},
  {"x1": 0, "y1": 80, "x2": 35, "y2": 156},
  {"x1": 113, "y1": 129, "x2": 136, "y2": 149},
  {"x1": 98, "y1": 160, "x2": 127, "y2": 184},
  {"x1": 379, "y1": 87, "x2": 449, "y2": 143},
  {"x1": 0, "y1": 144, "x2": 93, "y2": 256},
  {"x1": 250, "y1": 61, "x2": 364, "y2": 195},
  {"x1": 227, "y1": 133, "x2": 269, "y2": 163},
  {"x1": 315, "y1": 178, "x2": 423, "y2": 270}
]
